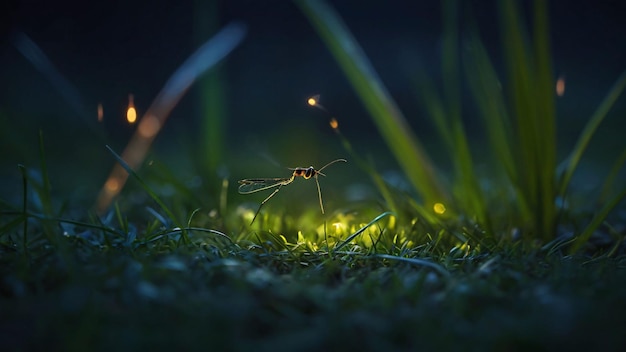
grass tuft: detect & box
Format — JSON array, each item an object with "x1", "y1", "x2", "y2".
[{"x1": 298, "y1": 0, "x2": 626, "y2": 252}]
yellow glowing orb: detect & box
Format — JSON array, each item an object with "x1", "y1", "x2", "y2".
[
  {"x1": 127, "y1": 107, "x2": 137, "y2": 123},
  {"x1": 329, "y1": 118, "x2": 339, "y2": 129},
  {"x1": 307, "y1": 97, "x2": 317, "y2": 106},
  {"x1": 433, "y1": 202, "x2": 446, "y2": 214}
]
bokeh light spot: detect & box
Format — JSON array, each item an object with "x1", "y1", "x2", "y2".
[
  {"x1": 434, "y1": 202, "x2": 446, "y2": 214},
  {"x1": 127, "y1": 107, "x2": 137, "y2": 123},
  {"x1": 556, "y1": 75, "x2": 565, "y2": 97}
]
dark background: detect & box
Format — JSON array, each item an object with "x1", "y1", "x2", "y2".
[{"x1": 1, "y1": 0, "x2": 625, "y2": 206}]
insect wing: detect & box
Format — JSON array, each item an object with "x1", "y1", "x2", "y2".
[{"x1": 237, "y1": 178, "x2": 289, "y2": 194}]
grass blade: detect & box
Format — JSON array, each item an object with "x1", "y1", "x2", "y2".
[
  {"x1": 463, "y1": 35, "x2": 526, "y2": 218},
  {"x1": 498, "y1": 0, "x2": 558, "y2": 239},
  {"x1": 374, "y1": 253, "x2": 450, "y2": 278},
  {"x1": 569, "y1": 186, "x2": 626, "y2": 254},
  {"x1": 333, "y1": 211, "x2": 392, "y2": 252},
  {"x1": 558, "y1": 70, "x2": 626, "y2": 198},
  {"x1": 598, "y1": 149, "x2": 626, "y2": 203},
  {"x1": 531, "y1": 0, "x2": 557, "y2": 241},
  {"x1": 296, "y1": 0, "x2": 449, "y2": 207},
  {"x1": 104, "y1": 145, "x2": 189, "y2": 244},
  {"x1": 18, "y1": 164, "x2": 28, "y2": 258},
  {"x1": 414, "y1": 0, "x2": 489, "y2": 229},
  {"x1": 37, "y1": 130, "x2": 54, "y2": 216}
]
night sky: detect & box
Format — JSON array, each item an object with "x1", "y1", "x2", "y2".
[{"x1": 1, "y1": 0, "x2": 625, "y2": 189}]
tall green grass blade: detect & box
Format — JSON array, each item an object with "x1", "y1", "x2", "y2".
[
  {"x1": 569, "y1": 187, "x2": 626, "y2": 254},
  {"x1": 114, "y1": 202, "x2": 129, "y2": 234},
  {"x1": 463, "y1": 35, "x2": 524, "y2": 213},
  {"x1": 37, "y1": 130, "x2": 54, "y2": 216},
  {"x1": 194, "y1": 0, "x2": 225, "y2": 188},
  {"x1": 442, "y1": 0, "x2": 460, "y2": 125},
  {"x1": 358, "y1": 158, "x2": 399, "y2": 216},
  {"x1": 502, "y1": 2, "x2": 534, "y2": 195},
  {"x1": 296, "y1": 0, "x2": 449, "y2": 207},
  {"x1": 598, "y1": 149, "x2": 626, "y2": 204},
  {"x1": 416, "y1": 76, "x2": 453, "y2": 148},
  {"x1": 500, "y1": 1, "x2": 536, "y2": 207},
  {"x1": 35, "y1": 132, "x2": 65, "y2": 249},
  {"x1": 417, "y1": 0, "x2": 490, "y2": 229},
  {"x1": 499, "y1": 0, "x2": 557, "y2": 239},
  {"x1": 531, "y1": 0, "x2": 557, "y2": 241},
  {"x1": 330, "y1": 123, "x2": 400, "y2": 215},
  {"x1": 18, "y1": 164, "x2": 28, "y2": 258},
  {"x1": 558, "y1": 70, "x2": 626, "y2": 198},
  {"x1": 104, "y1": 145, "x2": 189, "y2": 244}
]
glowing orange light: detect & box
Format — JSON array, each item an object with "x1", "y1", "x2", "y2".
[
  {"x1": 329, "y1": 118, "x2": 339, "y2": 130},
  {"x1": 556, "y1": 75, "x2": 565, "y2": 97},
  {"x1": 127, "y1": 107, "x2": 137, "y2": 123},
  {"x1": 95, "y1": 22, "x2": 246, "y2": 215},
  {"x1": 433, "y1": 202, "x2": 446, "y2": 214},
  {"x1": 307, "y1": 94, "x2": 328, "y2": 112},
  {"x1": 127, "y1": 94, "x2": 137, "y2": 123},
  {"x1": 97, "y1": 103, "x2": 104, "y2": 122}
]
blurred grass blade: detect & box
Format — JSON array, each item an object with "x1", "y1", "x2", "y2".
[
  {"x1": 569, "y1": 187, "x2": 626, "y2": 254},
  {"x1": 296, "y1": 0, "x2": 449, "y2": 207},
  {"x1": 417, "y1": 0, "x2": 490, "y2": 229},
  {"x1": 442, "y1": 0, "x2": 489, "y2": 229},
  {"x1": 558, "y1": 70, "x2": 626, "y2": 198},
  {"x1": 12, "y1": 33, "x2": 103, "y2": 139},
  {"x1": 95, "y1": 22, "x2": 246, "y2": 214},
  {"x1": 38, "y1": 130, "x2": 54, "y2": 216},
  {"x1": 194, "y1": 0, "x2": 226, "y2": 188},
  {"x1": 18, "y1": 164, "x2": 28, "y2": 258},
  {"x1": 499, "y1": 0, "x2": 557, "y2": 239},
  {"x1": 330, "y1": 121, "x2": 400, "y2": 214},
  {"x1": 598, "y1": 149, "x2": 626, "y2": 203},
  {"x1": 464, "y1": 36, "x2": 517, "y2": 184},
  {"x1": 531, "y1": 0, "x2": 557, "y2": 241},
  {"x1": 464, "y1": 30, "x2": 531, "y2": 222},
  {"x1": 374, "y1": 254, "x2": 449, "y2": 277},
  {"x1": 104, "y1": 145, "x2": 189, "y2": 244}
]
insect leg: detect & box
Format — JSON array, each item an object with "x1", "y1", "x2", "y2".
[
  {"x1": 315, "y1": 175, "x2": 325, "y2": 214},
  {"x1": 250, "y1": 184, "x2": 283, "y2": 225}
]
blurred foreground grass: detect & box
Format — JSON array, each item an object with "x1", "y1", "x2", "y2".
[{"x1": 2, "y1": 216, "x2": 626, "y2": 350}]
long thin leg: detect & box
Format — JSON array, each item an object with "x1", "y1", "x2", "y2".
[
  {"x1": 315, "y1": 175, "x2": 324, "y2": 214},
  {"x1": 250, "y1": 185, "x2": 283, "y2": 224}
]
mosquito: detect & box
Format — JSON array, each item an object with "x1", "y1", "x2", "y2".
[{"x1": 238, "y1": 158, "x2": 347, "y2": 224}]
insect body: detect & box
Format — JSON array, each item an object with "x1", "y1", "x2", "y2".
[{"x1": 238, "y1": 158, "x2": 346, "y2": 224}]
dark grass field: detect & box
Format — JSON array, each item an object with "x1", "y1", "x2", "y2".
[{"x1": 2, "y1": 231, "x2": 626, "y2": 351}]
